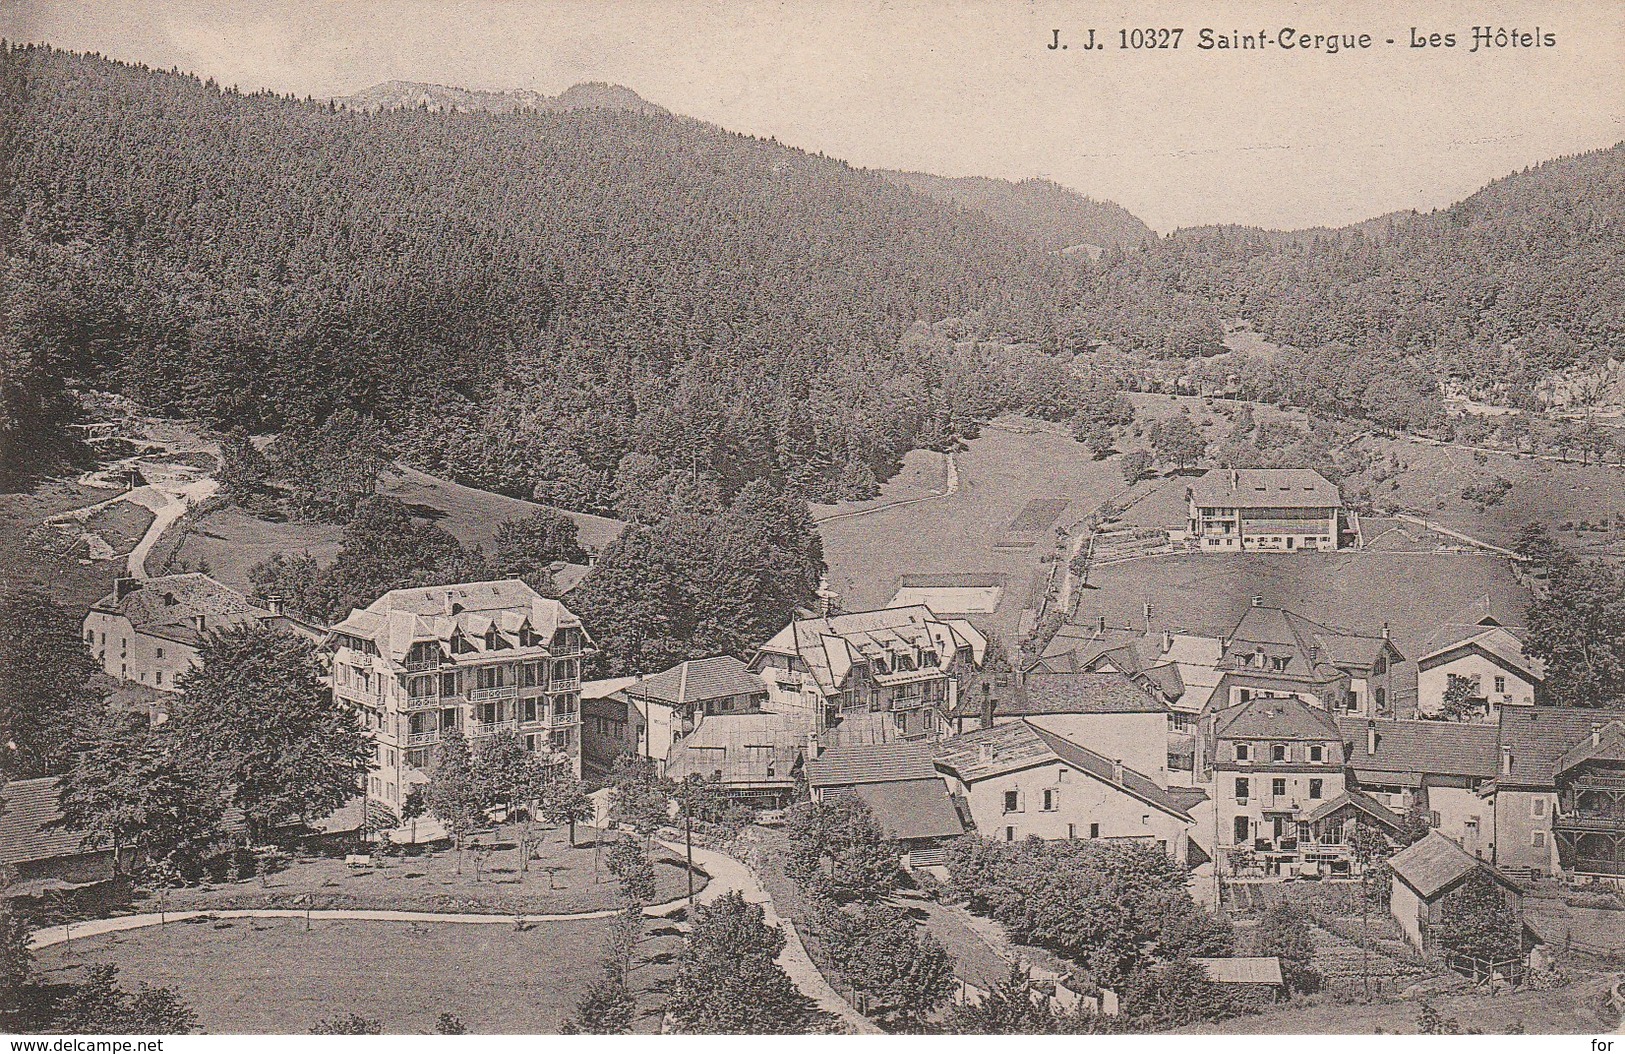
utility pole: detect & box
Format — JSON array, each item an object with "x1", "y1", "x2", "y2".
[{"x1": 684, "y1": 779, "x2": 695, "y2": 907}]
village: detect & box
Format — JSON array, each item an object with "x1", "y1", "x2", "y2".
[{"x1": 7, "y1": 444, "x2": 1624, "y2": 1035}]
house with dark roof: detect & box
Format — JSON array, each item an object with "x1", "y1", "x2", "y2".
[
  {"x1": 0, "y1": 778, "x2": 113, "y2": 890},
  {"x1": 933, "y1": 720, "x2": 1194, "y2": 863},
  {"x1": 662, "y1": 709, "x2": 898, "y2": 810},
  {"x1": 1340, "y1": 717, "x2": 1501, "y2": 860},
  {"x1": 326, "y1": 579, "x2": 591, "y2": 819},
  {"x1": 805, "y1": 742, "x2": 964, "y2": 863},
  {"x1": 1208, "y1": 599, "x2": 1403, "y2": 719},
  {"x1": 83, "y1": 573, "x2": 322, "y2": 699},
  {"x1": 620, "y1": 656, "x2": 769, "y2": 771},
  {"x1": 1490, "y1": 706, "x2": 1625, "y2": 882},
  {"x1": 1416, "y1": 595, "x2": 1544, "y2": 722},
  {"x1": 1186, "y1": 468, "x2": 1345, "y2": 552},
  {"x1": 1387, "y1": 831, "x2": 1523, "y2": 951},
  {"x1": 1207, "y1": 696, "x2": 1364, "y2": 878},
  {"x1": 751, "y1": 604, "x2": 986, "y2": 740},
  {"x1": 948, "y1": 669, "x2": 1174, "y2": 789}
]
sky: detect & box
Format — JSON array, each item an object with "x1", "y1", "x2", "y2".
[{"x1": 3, "y1": 0, "x2": 1621, "y2": 231}]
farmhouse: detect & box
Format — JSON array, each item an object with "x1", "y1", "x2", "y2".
[
  {"x1": 83, "y1": 573, "x2": 321, "y2": 698},
  {"x1": 934, "y1": 720, "x2": 1193, "y2": 862},
  {"x1": 1388, "y1": 831, "x2": 1523, "y2": 951},
  {"x1": 751, "y1": 604, "x2": 986, "y2": 738},
  {"x1": 326, "y1": 579, "x2": 591, "y2": 817},
  {"x1": 1416, "y1": 595, "x2": 1544, "y2": 721},
  {"x1": 1186, "y1": 468, "x2": 1345, "y2": 551}
]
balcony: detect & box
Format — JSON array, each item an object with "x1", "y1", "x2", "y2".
[
  {"x1": 1555, "y1": 809, "x2": 1625, "y2": 833},
  {"x1": 401, "y1": 694, "x2": 444, "y2": 711},
  {"x1": 550, "y1": 710, "x2": 580, "y2": 728},
  {"x1": 406, "y1": 730, "x2": 442, "y2": 746},
  {"x1": 468, "y1": 719, "x2": 519, "y2": 738},
  {"x1": 404, "y1": 657, "x2": 441, "y2": 673},
  {"x1": 470, "y1": 685, "x2": 518, "y2": 703},
  {"x1": 548, "y1": 676, "x2": 581, "y2": 694}
]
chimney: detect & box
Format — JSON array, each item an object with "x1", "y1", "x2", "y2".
[
  {"x1": 806, "y1": 731, "x2": 822, "y2": 760},
  {"x1": 444, "y1": 589, "x2": 455, "y2": 617},
  {"x1": 1229, "y1": 468, "x2": 1238, "y2": 490},
  {"x1": 1097, "y1": 614, "x2": 1107, "y2": 634},
  {"x1": 1592, "y1": 724, "x2": 1602, "y2": 746},
  {"x1": 980, "y1": 683, "x2": 995, "y2": 730},
  {"x1": 1381, "y1": 621, "x2": 1390, "y2": 640},
  {"x1": 978, "y1": 743, "x2": 994, "y2": 766},
  {"x1": 266, "y1": 593, "x2": 285, "y2": 616},
  {"x1": 1112, "y1": 758, "x2": 1124, "y2": 784},
  {"x1": 114, "y1": 576, "x2": 139, "y2": 601},
  {"x1": 1162, "y1": 631, "x2": 1174, "y2": 654},
  {"x1": 1501, "y1": 745, "x2": 1513, "y2": 776},
  {"x1": 1366, "y1": 719, "x2": 1377, "y2": 756},
  {"x1": 1143, "y1": 601, "x2": 1153, "y2": 631},
  {"x1": 192, "y1": 613, "x2": 206, "y2": 634},
  {"x1": 1250, "y1": 595, "x2": 1263, "y2": 608}
]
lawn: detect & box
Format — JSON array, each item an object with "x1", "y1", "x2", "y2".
[
  {"x1": 166, "y1": 505, "x2": 344, "y2": 594},
  {"x1": 815, "y1": 419, "x2": 1125, "y2": 638},
  {"x1": 154, "y1": 826, "x2": 705, "y2": 917},
  {"x1": 33, "y1": 913, "x2": 685, "y2": 1034},
  {"x1": 0, "y1": 480, "x2": 143, "y2": 611}
]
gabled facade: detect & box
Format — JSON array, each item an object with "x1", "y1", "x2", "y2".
[
  {"x1": 1416, "y1": 596, "x2": 1544, "y2": 721},
  {"x1": 1208, "y1": 599, "x2": 1402, "y2": 718},
  {"x1": 934, "y1": 720, "x2": 1193, "y2": 863},
  {"x1": 1186, "y1": 468, "x2": 1345, "y2": 552},
  {"x1": 1339, "y1": 717, "x2": 1501, "y2": 858},
  {"x1": 750, "y1": 604, "x2": 986, "y2": 738},
  {"x1": 83, "y1": 573, "x2": 321, "y2": 698},
  {"x1": 326, "y1": 580, "x2": 591, "y2": 815},
  {"x1": 1493, "y1": 706, "x2": 1625, "y2": 881}
]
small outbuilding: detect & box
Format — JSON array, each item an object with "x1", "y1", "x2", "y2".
[
  {"x1": 1189, "y1": 956, "x2": 1285, "y2": 1002},
  {"x1": 1387, "y1": 831, "x2": 1522, "y2": 951}
]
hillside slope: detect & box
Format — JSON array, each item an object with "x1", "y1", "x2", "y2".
[
  {"x1": 329, "y1": 79, "x2": 669, "y2": 115},
  {"x1": 877, "y1": 170, "x2": 1152, "y2": 252},
  {"x1": 0, "y1": 44, "x2": 1090, "y2": 502}
]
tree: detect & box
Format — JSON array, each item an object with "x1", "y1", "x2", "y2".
[
  {"x1": 493, "y1": 508, "x2": 585, "y2": 593},
  {"x1": 604, "y1": 838, "x2": 658, "y2": 906},
  {"x1": 1148, "y1": 410, "x2": 1206, "y2": 471},
  {"x1": 813, "y1": 900, "x2": 954, "y2": 1030},
  {"x1": 1, "y1": 900, "x2": 34, "y2": 1024},
  {"x1": 0, "y1": 588, "x2": 103, "y2": 779},
  {"x1": 668, "y1": 890, "x2": 817, "y2": 1034},
  {"x1": 217, "y1": 427, "x2": 274, "y2": 512},
  {"x1": 944, "y1": 963, "x2": 1059, "y2": 1034},
  {"x1": 1436, "y1": 869, "x2": 1523, "y2": 962},
  {"x1": 1255, "y1": 902, "x2": 1322, "y2": 994},
  {"x1": 606, "y1": 754, "x2": 670, "y2": 841},
  {"x1": 51, "y1": 965, "x2": 198, "y2": 1034},
  {"x1": 473, "y1": 731, "x2": 547, "y2": 871},
  {"x1": 312, "y1": 1013, "x2": 383, "y2": 1034},
  {"x1": 422, "y1": 728, "x2": 488, "y2": 873},
  {"x1": 433, "y1": 1012, "x2": 467, "y2": 1035},
  {"x1": 784, "y1": 795, "x2": 902, "y2": 902},
  {"x1": 1439, "y1": 674, "x2": 1484, "y2": 722},
  {"x1": 573, "y1": 977, "x2": 635, "y2": 1034},
  {"x1": 272, "y1": 408, "x2": 387, "y2": 523},
  {"x1": 168, "y1": 625, "x2": 369, "y2": 846},
  {"x1": 538, "y1": 766, "x2": 593, "y2": 846},
  {"x1": 1526, "y1": 557, "x2": 1625, "y2": 707},
  {"x1": 54, "y1": 713, "x2": 224, "y2": 876},
  {"x1": 1119, "y1": 958, "x2": 1242, "y2": 1029},
  {"x1": 1119, "y1": 449, "x2": 1154, "y2": 485},
  {"x1": 1513, "y1": 521, "x2": 1565, "y2": 567}
]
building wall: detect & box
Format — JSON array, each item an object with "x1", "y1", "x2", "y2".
[
  {"x1": 960, "y1": 760, "x2": 1189, "y2": 863},
  {"x1": 1389, "y1": 879, "x2": 1426, "y2": 949},
  {"x1": 1494, "y1": 787, "x2": 1558, "y2": 875},
  {"x1": 581, "y1": 695, "x2": 642, "y2": 775},
  {"x1": 1024, "y1": 712, "x2": 1170, "y2": 788},
  {"x1": 1214, "y1": 762, "x2": 1347, "y2": 854},
  {"x1": 631, "y1": 698, "x2": 687, "y2": 771},
  {"x1": 1424, "y1": 784, "x2": 1495, "y2": 860},
  {"x1": 1417, "y1": 653, "x2": 1537, "y2": 719},
  {"x1": 82, "y1": 611, "x2": 198, "y2": 692}
]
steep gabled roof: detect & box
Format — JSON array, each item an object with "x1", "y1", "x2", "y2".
[
  {"x1": 1418, "y1": 626, "x2": 1544, "y2": 683},
  {"x1": 1389, "y1": 831, "x2": 1517, "y2": 900},
  {"x1": 1556, "y1": 721, "x2": 1625, "y2": 774},
  {"x1": 0, "y1": 778, "x2": 103, "y2": 866},
  {"x1": 1221, "y1": 604, "x2": 1398, "y2": 678},
  {"x1": 840, "y1": 779, "x2": 965, "y2": 842},
  {"x1": 328, "y1": 579, "x2": 585, "y2": 664},
  {"x1": 1213, "y1": 696, "x2": 1342, "y2": 742},
  {"x1": 90, "y1": 573, "x2": 270, "y2": 644},
  {"x1": 626, "y1": 655, "x2": 767, "y2": 707},
  {"x1": 1497, "y1": 706, "x2": 1625, "y2": 786},
  {"x1": 754, "y1": 604, "x2": 985, "y2": 693},
  {"x1": 952, "y1": 669, "x2": 1170, "y2": 719},
  {"x1": 1303, "y1": 787, "x2": 1403, "y2": 828}
]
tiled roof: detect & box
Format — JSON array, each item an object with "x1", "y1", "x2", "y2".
[
  {"x1": 1388, "y1": 831, "x2": 1515, "y2": 900},
  {"x1": 581, "y1": 676, "x2": 639, "y2": 701},
  {"x1": 954, "y1": 670, "x2": 1169, "y2": 719},
  {"x1": 1190, "y1": 957, "x2": 1284, "y2": 986},
  {"x1": 1188, "y1": 468, "x2": 1342, "y2": 509},
  {"x1": 1339, "y1": 717, "x2": 1503, "y2": 780},
  {"x1": 933, "y1": 721, "x2": 1191, "y2": 820},
  {"x1": 1303, "y1": 787, "x2": 1403, "y2": 827},
  {"x1": 328, "y1": 579, "x2": 584, "y2": 664},
  {"x1": 0, "y1": 778, "x2": 103, "y2": 866},
  {"x1": 842, "y1": 779, "x2": 965, "y2": 841},
  {"x1": 1555, "y1": 720, "x2": 1625, "y2": 774},
  {"x1": 806, "y1": 742, "x2": 938, "y2": 787},
  {"x1": 1497, "y1": 706, "x2": 1625, "y2": 786},
  {"x1": 1213, "y1": 697, "x2": 1342, "y2": 742},
  {"x1": 626, "y1": 655, "x2": 767, "y2": 707},
  {"x1": 1220, "y1": 605, "x2": 1397, "y2": 678},
  {"x1": 90, "y1": 573, "x2": 269, "y2": 644},
  {"x1": 753, "y1": 605, "x2": 986, "y2": 695},
  {"x1": 1418, "y1": 626, "x2": 1544, "y2": 682}
]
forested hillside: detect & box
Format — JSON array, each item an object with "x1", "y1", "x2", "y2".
[
  {"x1": 0, "y1": 44, "x2": 1095, "y2": 502},
  {"x1": 876, "y1": 170, "x2": 1153, "y2": 252},
  {"x1": 329, "y1": 79, "x2": 669, "y2": 115}
]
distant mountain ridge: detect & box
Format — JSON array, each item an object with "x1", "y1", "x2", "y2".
[
  {"x1": 875, "y1": 170, "x2": 1154, "y2": 252},
  {"x1": 330, "y1": 79, "x2": 668, "y2": 115}
]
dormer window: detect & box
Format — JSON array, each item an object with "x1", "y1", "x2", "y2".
[
  {"x1": 1271, "y1": 656, "x2": 1289, "y2": 672},
  {"x1": 1235, "y1": 743, "x2": 1250, "y2": 762}
]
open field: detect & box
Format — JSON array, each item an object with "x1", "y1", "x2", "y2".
[
  {"x1": 167, "y1": 466, "x2": 628, "y2": 596},
  {"x1": 155, "y1": 827, "x2": 703, "y2": 917},
  {"x1": 33, "y1": 914, "x2": 663, "y2": 1033},
  {"x1": 0, "y1": 479, "x2": 144, "y2": 610},
  {"x1": 815, "y1": 419, "x2": 1124, "y2": 638},
  {"x1": 810, "y1": 446, "x2": 953, "y2": 520}
]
